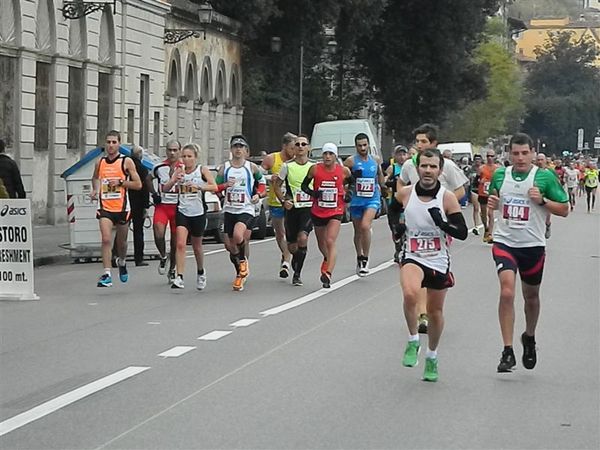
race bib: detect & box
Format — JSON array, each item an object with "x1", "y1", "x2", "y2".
[
  {"x1": 101, "y1": 179, "x2": 122, "y2": 200},
  {"x1": 483, "y1": 181, "x2": 491, "y2": 192},
  {"x1": 227, "y1": 187, "x2": 247, "y2": 207},
  {"x1": 409, "y1": 237, "x2": 442, "y2": 257},
  {"x1": 160, "y1": 184, "x2": 179, "y2": 203},
  {"x1": 318, "y1": 187, "x2": 338, "y2": 208},
  {"x1": 180, "y1": 183, "x2": 199, "y2": 199},
  {"x1": 356, "y1": 177, "x2": 375, "y2": 197},
  {"x1": 294, "y1": 189, "x2": 313, "y2": 207},
  {"x1": 502, "y1": 198, "x2": 530, "y2": 229}
]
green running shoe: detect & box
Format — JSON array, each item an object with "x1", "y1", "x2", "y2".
[
  {"x1": 423, "y1": 357, "x2": 438, "y2": 382},
  {"x1": 402, "y1": 341, "x2": 420, "y2": 367}
]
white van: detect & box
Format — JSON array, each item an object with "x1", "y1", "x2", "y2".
[
  {"x1": 436, "y1": 142, "x2": 474, "y2": 163},
  {"x1": 310, "y1": 119, "x2": 381, "y2": 161}
]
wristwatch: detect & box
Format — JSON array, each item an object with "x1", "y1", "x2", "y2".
[
  {"x1": 119, "y1": 179, "x2": 124, "y2": 187},
  {"x1": 540, "y1": 197, "x2": 547, "y2": 205}
]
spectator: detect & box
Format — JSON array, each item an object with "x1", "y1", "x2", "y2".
[
  {"x1": 0, "y1": 178, "x2": 9, "y2": 199},
  {"x1": 0, "y1": 139, "x2": 26, "y2": 198},
  {"x1": 128, "y1": 145, "x2": 150, "y2": 266}
]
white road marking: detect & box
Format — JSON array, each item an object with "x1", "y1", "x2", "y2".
[
  {"x1": 186, "y1": 237, "x2": 276, "y2": 258},
  {"x1": 88, "y1": 303, "x2": 98, "y2": 306},
  {"x1": 198, "y1": 330, "x2": 232, "y2": 341},
  {"x1": 0, "y1": 366, "x2": 150, "y2": 437},
  {"x1": 260, "y1": 260, "x2": 396, "y2": 317},
  {"x1": 147, "y1": 321, "x2": 161, "y2": 325},
  {"x1": 158, "y1": 346, "x2": 196, "y2": 358},
  {"x1": 229, "y1": 318, "x2": 260, "y2": 327}
]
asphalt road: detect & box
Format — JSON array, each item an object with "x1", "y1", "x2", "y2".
[{"x1": 1, "y1": 204, "x2": 599, "y2": 450}]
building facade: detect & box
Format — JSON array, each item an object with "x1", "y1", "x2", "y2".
[{"x1": 0, "y1": 0, "x2": 242, "y2": 224}]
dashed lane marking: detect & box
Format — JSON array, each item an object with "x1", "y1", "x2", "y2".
[
  {"x1": 229, "y1": 318, "x2": 260, "y2": 327},
  {"x1": 158, "y1": 346, "x2": 196, "y2": 358},
  {"x1": 197, "y1": 330, "x2": 233, "y2": 341}
]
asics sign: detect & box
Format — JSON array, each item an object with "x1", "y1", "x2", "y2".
[{"x1": 0, "y1": 205, "x2": 27, "y2": 217}]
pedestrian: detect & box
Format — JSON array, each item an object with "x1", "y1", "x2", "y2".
[
  {"x1": 478, "y1": 149, "x2": 500, "y2": 243},
  {"x1": 563, "y1": 161, "x2": 580, "y2": 211},
  {"x1": 397, "y1": 123, "x2": 468, "y2": 334},
  {"x1": 301, "y1": 143, "x2": 352, "y2": 288},
  {"x1": 0, "y1": 138, "x2": 26, "y2": 199},
  {"x1": 261, "y1": 132, "x2": 296, "y2": 279},
  {"x1": 487, "y1": 133, "x2": 569, "y2": 373},
  {"x1": 128, "y1": 145, "x2": 150, "y2": 266},
  {"x1": 216, "y1": 135, "x2": 266, "y2": 291},
  {"x1": 161, "y1": 143, "x2": 217, "y2": 290},
  {"x1": 583, "y1": 162, "x2": 598, "y2": 213},
  {"x1": 384, "y1": 145, "x2": 408, "y2": 262},
  {"x1": 91, "y1": 131, "x2": 142, "y2": 287},
  {"x1": 272, "y1": 134, "x2": 316, "y2": 286},
  {"x1": 344, "y1": 133, "x2": 387, "y2": 276},
  {"x1": 395, "y1": 148, "x2": 468, "y2": 382}
]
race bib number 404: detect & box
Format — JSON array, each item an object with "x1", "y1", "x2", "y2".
[{"x1": 502, "y1": 201, "x2": 530, "y2": 228}]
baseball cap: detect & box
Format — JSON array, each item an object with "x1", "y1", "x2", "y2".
[
  {"x1": 394, "y1": 145, "x2": 408, "y2": 153},
  {"x1": 230, "y1": 137, "x2": 248, "y2": 147},
  {"x1": 321, "y1": 142, "x2": 338, "y2": 156}
]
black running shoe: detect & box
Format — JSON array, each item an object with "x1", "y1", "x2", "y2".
[
  {"x1": 521, "y1": 333, "x2": 537, "y2": 369},
  {"x1": 320, "y1": 272, "x2": 331, "y2": 289},
  {"x1": 417, "y1": 314, "x2": 428, "y2": 334},
  {"x1": 292, "y1": 273, "x2": 303, "y2": 286},
  {"x1": 497, "y1": 348, "x2": 516, "y2": 373}
]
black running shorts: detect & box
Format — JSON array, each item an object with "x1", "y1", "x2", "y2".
[
  {"x1": 223, "y1": 212, "x2": 254, "y2": 238},
  {"x1": 284, "y1": 207, "x2": 313, "y2": 243},
  {"x1": 96, "y1": 209, "x2": 130, "y2": 225},
  {"x1": 176, "y1": 212, "x2": 206, "y2": 238},
  {"x1": 401, "y1": 258, "x2": 455, "y2": 291},
  {"x1": 492, "y1": 242, "x2": 546, "y2": 286}
]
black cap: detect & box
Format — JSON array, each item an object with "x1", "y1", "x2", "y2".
[
  {"x1": 230, "y1": 137, "x2": 248, "y2": 147},
  {"x1": 394, "y1": 145, "x2": 408, "y2": 154}
]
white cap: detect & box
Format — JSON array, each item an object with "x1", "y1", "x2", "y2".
[{"x1": 321, "y1": 142, "x2": 338, "y2": 156}]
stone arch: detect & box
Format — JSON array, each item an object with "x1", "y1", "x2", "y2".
[
  {"x1": 167, "y1": 49, "x2": 182, "y2": 97},
  {"x1": 35, "y1": 0, "x2": 56, "y2": 53},
  {"x1": 0, "y1": 0, "x2": 22, "y2": 45},
  {"x1": 200, "y1": 56, "x2": 213, "y2": 102},
  {"x1": 215, "y1": 59, "x2": 226, "y2": 104},
  {"x1": 184, "y1": 53, "x2": 198, "y2": 100},
  {"x1": 68, "y1": 17, "x2": 88, "y2": 59},
  {"x1": 229, "y1": 63, "x2": 242, "y2": 106},
  {"x1": 99, "y1": 6, "x2": 116, "y2": 64}
]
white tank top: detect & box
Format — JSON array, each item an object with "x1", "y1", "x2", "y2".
[
  {"x1": 177, "y1": 165, "x2": 206, "y2": 217},
  {"x1": 154, "y1": 163, "x2": 179, "y2": 204},
  {"x1": 494, "y1": 166, "x2": 546, "y2": 248},
  {"x1": 222, "y1": 161, "x2": 256, "y2": 216},
  {"x1": 403, "y1": 185, "x2": 450, "y2": 273}
]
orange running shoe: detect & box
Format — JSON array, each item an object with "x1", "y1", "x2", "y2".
[
  {"x1": 238, "y1": 259, "x2": 249, "y2": 278},
  {"x1": 320, "y1": 259, "x2": 328, "y2": 275},
  {"x1": 232, "y1": 275, "x2": 245, "y2": 291}
]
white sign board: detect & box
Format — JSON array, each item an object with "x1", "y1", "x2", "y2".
[
  {"x1": 0, "y1": 199, "x2": 39, "y2": 300},
  {"x1": 577, "y1": 128, "x2": 584, "y2": 151},
  {"x1": 594, "y1": 136, "x2": 600, "y2": 149}
]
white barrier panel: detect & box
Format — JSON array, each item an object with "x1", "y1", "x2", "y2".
[{"x1": 0, "y1": 199, "x2": 39, "y2": 301}]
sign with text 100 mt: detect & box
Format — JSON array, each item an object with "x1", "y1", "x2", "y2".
[{"x1": 0, "y1": 199, "x2": 39, "y2": 300}]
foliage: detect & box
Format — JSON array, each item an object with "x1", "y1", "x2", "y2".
[
  {"x1": 522, "y1": 31, "x2": 600, "y2": 152},
  {"x1": 507, "y1": 0, "x2": 581, "y2": 21}
]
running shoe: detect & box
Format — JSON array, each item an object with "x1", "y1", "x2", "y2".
[
  {"x1": 320, "y1": 272, "x2": 331, "y2": 289},
  {"x1": 171, "y1": 275, "x2": 184, "y2": 289},
  {"x1": 238, "y1": 259, "x2": 249, "y2": 278},
  {"x1": 320, "y1": 259, "x2": 328, "y2": 275},
  {"x1": 232, "y1": 275, "x2": 245, "y2": 291},
  {"x1": 118, "y1": 264, "x2": 128, "y2": 283},
  {"x1": 196, "y1": 272, "x2": 207, "y2": 291},
  {"x1": 545, "y1": 223, "x2": 551, "y2": 239},
  {"x1": 356, "y1": 257, "x2": 362, "y2": 275},
  {"x1": 279, "y1": 260, "x2": 290, "y2": 279},
  {"x1": 358, "y1": 257, "x2": 369, "y2": 277},
  {"x1": 423, "y1": 357, "x2": 439, "y2": 382},
  {"x1": 471, "y1": 227, "x2": 479, "y2": 236},
  {"x1": 292, "y1": 273, "x2": 303, "y2": 286},
  {"x1": 167, "y1": 269, "x2": 176, "y2": 285},
  {"x1": 521, "y1": 332, "x2": 537, "y2": 370},
  {"x1": 497, "y1": 348, "x2": 516, "y2": 373},
  {"x1": 158, "y1": 256, "x2": 168, "y2": 275},
  {"x1": 402, "y1": 340, "x2": 420, "y2": 367},
  {"x1": 418, "y1": 314, "x2": 429, "y2": 334},
  {"x1": 97, "y1": 273, "x2": 112, "y2": 288}
]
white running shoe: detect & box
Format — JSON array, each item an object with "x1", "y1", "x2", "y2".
[
  {"x1": 196, "y1": 272, "x2": 207, "y2": 290},
  {"x1": 171, "y1": 275, "x2": 184, "y2": 289},
  {"x1": 359, "y1": 258, "x2": 369, "y2": 276},
  {"x1": 158, "y1": 256, "x2": 168, "y2": 275}
]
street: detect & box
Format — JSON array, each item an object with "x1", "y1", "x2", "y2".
[{"x1": 0, "y1": 206, "x2": 598, "y2": 450}]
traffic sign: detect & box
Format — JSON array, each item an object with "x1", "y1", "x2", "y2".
[{"x1": 577, "y1": 128, "x2": 584, "y2": 151}]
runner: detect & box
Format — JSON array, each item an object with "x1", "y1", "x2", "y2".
[
  {"x1": 564, "y1": 161, "x2": 580, "y2": 211},
  {"x1": 216, "y1": 135, "x2": 266, "y2": 291},
  {"x1": 91, "y1": 130, "x2": 142, "y2": 287},
  {"x1": 344, "y1": 133, "x2": 387, "y2": 276},
  {"x1": 395, "y1": 148, "x2": 468, "y2": 382},
  {"x1": 151, "y1": 140, "x2": 182, "y2": 283},
  {"x1": 384, "y1": 145, "x2": 408, "y2": 262},
  {"x1": 398, "y1": 123, "x2": 468, "y2": 333},
  {"x1": 468, "y1": 155, "x2": 483, "y2": 234},
  {"x1": 487, "y1": 133, "x2": 569, "y2": 373},
  {"x1": 535, "y1": 153, "x2": 554, "y2": 238},
  {"x1": 159, "y1": 143, "x2": 217, "y2": 290},
  {"x1": 478, "y1": 149, "x2": 499, "y2": 243},
  {"x1": 272, "y1": 134, "x2": 316, "y2": 286},
  {"x1": 583, "y1": 162, "x2": 598, "y2": 212},
  {"x1": 262, "y1": 132, "x2": 296, "y2": 278},
  {"x1": 301, "y1": 143, "x2": 352, "y2": 288}
]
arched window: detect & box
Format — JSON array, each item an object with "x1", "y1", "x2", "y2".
[
  {"x1": 200, "y1": 57, "x2": 213, "y2": 102},
  {"x1": 167, "y1": 50, "x2": 181, "y2": 97},
  {"x1": 215, "y1": 60, "x2": 226, "y2": 104},
  {"x1": 184, "y1": 54, "x2": 198, "y2": 100}
]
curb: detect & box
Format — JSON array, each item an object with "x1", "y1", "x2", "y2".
[{"x1": 34, "y1": 255, "x2": 72, "y2": 268}]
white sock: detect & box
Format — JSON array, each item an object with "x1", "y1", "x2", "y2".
[
  {"x1": 408, "y1": 334, "x2": 419, "y2": 342},
  {"x1": 117, "y1": 257, "x2": 126, "y2": 267},
  {"x1": 426, "y1": 348, "x2": 437, "y2": 359},
  {"x1": 104, "y1": 268, "x2": 111, "y2": 275}
]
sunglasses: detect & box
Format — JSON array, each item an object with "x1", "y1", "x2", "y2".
[
  {"x1": 295, "y1": 142, "x2": 309, "y2": 147},
  {"x1": 486, "y1": 155, "x2": 495, "y2": 157}
]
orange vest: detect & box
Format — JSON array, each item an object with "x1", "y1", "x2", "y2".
[
  {"x1": 478, "y1": 164, "x2": 497, "y2": 197},
  {"x1": 98, "y1": 155, "x2": 129, "y2": 212}
]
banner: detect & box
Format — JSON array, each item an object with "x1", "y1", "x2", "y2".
[{"x1": 0, "y1": 199, "x2": 39, "y2": 301}]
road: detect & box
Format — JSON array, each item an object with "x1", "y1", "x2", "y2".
[{"x1": 1, "y1": 205, "x2": 599, "y2": 449}]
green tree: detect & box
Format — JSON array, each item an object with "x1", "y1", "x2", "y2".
[
  {"x1": 359, "y1": 0, "x2": 500, "y2": 141},
  {"x1": 522, "y1": 31, "x2": 600, "y2": 152}
]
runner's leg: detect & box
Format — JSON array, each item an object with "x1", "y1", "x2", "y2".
[
  {"x1": 498, "y1": 269, "x2": 517, "y2": 346},
  {"x1": 426, "y1": 289, "x2": 447, "y2": 351},
  {"x1": 175, "y1": 225, "x2": 188, "y2": 276}
]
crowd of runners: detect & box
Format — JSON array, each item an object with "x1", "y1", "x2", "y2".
[{"x1": 90, "y1": 124, "x2": 597, "y2": 382}]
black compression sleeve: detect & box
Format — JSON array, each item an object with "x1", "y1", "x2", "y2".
[
  {"x1": 301, "y1": 175, "x2": 316, "y2": 198},
  {"x1": 440, "y1": 212, "x2": 468, "y2": 240}
]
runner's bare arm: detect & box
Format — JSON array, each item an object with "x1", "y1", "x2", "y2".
[{"x1": 200, "y1": 166, "x2": 218, "y2": 192}]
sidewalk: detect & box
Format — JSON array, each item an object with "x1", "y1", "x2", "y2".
[{"x1": 33, "y1": 224, "x2": 71, "y2": 267}]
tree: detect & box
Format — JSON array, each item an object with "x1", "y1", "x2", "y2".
[
  {"x1": 522, "y1": 31, "x2": 600, "y2": 152},
  {"x1": 359, "y1": 0, "x2": 500, "y2": 141}
]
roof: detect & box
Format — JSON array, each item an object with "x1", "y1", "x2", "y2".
[{"x1": 61, "y1": 146, "x2": 156, "y2": 178}]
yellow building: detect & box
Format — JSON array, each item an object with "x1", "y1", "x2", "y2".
[{"x1": 513, "y1": 17, "x2": 600, "y2": 66}]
